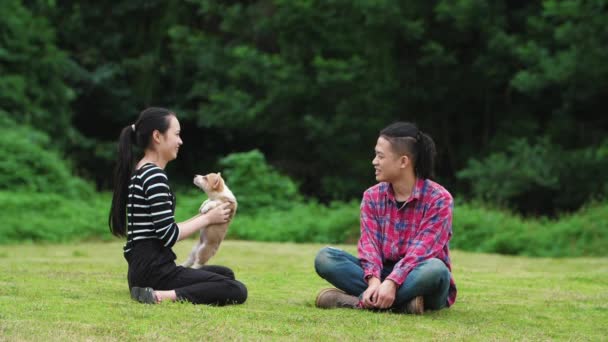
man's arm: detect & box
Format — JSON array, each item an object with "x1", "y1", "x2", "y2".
[
  {"x1": 357, "y1": 191, "x2": 383, "y2": 281},
  {"x1": 357, "y1": 190, "x2": 385, "y2": 308}
]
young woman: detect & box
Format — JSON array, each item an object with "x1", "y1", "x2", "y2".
[
  {"x1": 314, "y1": 122, "x2": 456, "y2": 314},
  {"x1": 109, "y1": 107, "x2": 247, "y2": 305}
]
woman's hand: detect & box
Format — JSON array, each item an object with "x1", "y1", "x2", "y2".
[
  {"x1": 203, "y1": 202, "x2": 232, "y2": 225},
  {"x1": 177, "y1": 202, "x2": 232, "y2": 241},
  {"x1": 361, "y1": 277, "x2": 381, "y2": 308}
]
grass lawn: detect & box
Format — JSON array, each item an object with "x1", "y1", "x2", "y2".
[{"x1": 0, "y1": 240, "x2": 606, "y2": 341}]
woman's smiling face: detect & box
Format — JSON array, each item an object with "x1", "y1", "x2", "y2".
[{"x1": 158, "y1": 115, "x2": 183, "y2": 162}]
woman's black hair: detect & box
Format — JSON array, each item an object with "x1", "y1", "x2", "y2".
[
  {"x1": 379, "y1": 122, "x2": 437, "y2": 180},
  {"x1": 108, "y1": 107, "x2": 174, "y2": 237}
]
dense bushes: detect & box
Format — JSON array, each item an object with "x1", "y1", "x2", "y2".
[
  {"x1": 12, "y1": 0, "x2": 603, "y2": 208},
  {"x1": 178, "y1": 150, "x2": 359, "y2": 243},
  {"x1": 1, "y1": 144, "x2": 605, "y2": 258},
  {"x1": 218, "y1": 150, "x2": 302, "y2": 213},
  {"x1": 0, "y1": 191, "x2": 110, "y2": 244},
  {"x1": 228, "y1": 201, "x2": 359, "y2": 243},
  {"x1": 0, "y1": 118, "x2": 101, "y2": 243},
  {"x1": 0, "y1": 1, "x2": 76, "y2": 147},
  {"x1": 3, "y1": 188, "x2": 607, "y2": 258},
  {"x1": 457, "y1": 138, "x2": 608, "y2": 215},
  {"x1": 451, "y1": 201, "x2": 608, "y2": 257},
  {"x1": 174, "y1": 149, "x2": 608, "y2": 257},
  {"x1": 0, "y1": 120, "x2": 94, "y2": 198}
]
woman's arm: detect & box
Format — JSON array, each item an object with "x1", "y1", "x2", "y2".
[{"x1": 176, "y1": 202, "x2": 231, "y2": 241}]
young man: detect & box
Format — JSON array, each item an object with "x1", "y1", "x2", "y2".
[{"x1": 314, "y1": 122, "x2": 457, "y2": 314}]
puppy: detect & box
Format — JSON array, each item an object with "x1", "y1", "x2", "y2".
[{"x1": 181, "y1": 172, "x2": 237, "y2": 269}]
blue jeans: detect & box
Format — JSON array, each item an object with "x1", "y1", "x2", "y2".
[{"x1": 314, "y1": 246, "x2": 450, "y2": 311}]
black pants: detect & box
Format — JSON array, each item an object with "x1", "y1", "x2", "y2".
[{"x1": 126, "y1": 240, "x2": 247, "y2": 305}]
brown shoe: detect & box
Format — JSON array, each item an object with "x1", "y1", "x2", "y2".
[
  {"x1": 405, "y1": 296, "x2": 424, "y2": 315},
  {"x1": 315, "y1": 288, "x2": 359, "y2": 309}
]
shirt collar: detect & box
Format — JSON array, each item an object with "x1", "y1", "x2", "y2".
[{"x1": 385, "y1": 178, "x2": 425, "y2": 205}]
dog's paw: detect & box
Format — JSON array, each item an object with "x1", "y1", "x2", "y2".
[
  {"x1": 180, "y1": 261, "x2": 194, "y2": 268},
  {"x1": 199, "y1": 200, "x2": 218, "y2": 214}
]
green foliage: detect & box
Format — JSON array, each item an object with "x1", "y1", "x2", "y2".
[
  {"x1": 1, "y1": 185, "x2": 607, "y2": 258},
  {"x1": 556, "y1": 142, "x2": 608, "y2": 208},
  {"x1": 452, "y1": 201, "x2": 608, "y2": 257},
  {"x1": 457, "y1": 137, "x2": 608, "y2": 214},
  {"x1": 7, "y1": 0, "x2": 608, "y2": 213},
  {"x1": 177, "y1": 182, "x2": 608, "y2": 258},
  {"x1": 0, "y1": 0, "x2": 76, "y2": 147},
  {"x1": 0, "y1": 122, "x2": 94, "y2": 198},
  {"x1": 512, "y1": 0, "x2": 608, "y2": 102},
  {"x1": 228, "y1": 200, "x2": 360, "y2": 243},
  {"x1": 0, "y1": 191, "x2": 110, "y2": 244},
  {"x1": 218, "y1": 150, "x2": 302, "y2": 213},
  {"x1": 457, "y1": 138, "x2": 559, "y2": 211}
]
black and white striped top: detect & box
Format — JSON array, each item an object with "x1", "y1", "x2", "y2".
[{"x1": 123, "y1": 163, "x2": 180, "y2": 255}]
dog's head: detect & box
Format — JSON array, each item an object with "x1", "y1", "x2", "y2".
[{"x1": 193, "y1": 172, "x2": 225, "y2": 195}]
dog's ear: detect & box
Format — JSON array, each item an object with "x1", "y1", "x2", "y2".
[{"x1": 213, "y1": 175, "x2": 221, "y2": 189}]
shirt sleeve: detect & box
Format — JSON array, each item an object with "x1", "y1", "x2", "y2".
[
  {"x1": 357, "y1": 191, "x2": 383, "y2": 281},
  {"x1": 143, "y1": 170, "x2": 180, "y2": 248},
  {"x1": 386, "y1": 193, "x2": 453, "y2": 285}
]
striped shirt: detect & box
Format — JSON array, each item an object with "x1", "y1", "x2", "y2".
[
  {"x1": 358, "y1": 178, "x2": 457, "y2": 307},
  {"x1": 123, "y1": 163, "x2": 180, "y2": 255}
]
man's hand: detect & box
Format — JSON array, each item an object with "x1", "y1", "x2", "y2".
[
  {"x1": 375, "y1": 279, "x2": 398, "y2": 309},
  {"x1": 361, "y1": 277, "x2": 381, "y2": 309}
]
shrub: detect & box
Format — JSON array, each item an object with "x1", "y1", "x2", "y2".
[
  {"x1": 451, "y1": 202, "x2": 543, "y2": 255},
  {"x1": 457, "y1": 137, "x2": 608, "y2": 215},
  {"x1": 451, "y1": 200, "x2": 608, "y2": 257},
  {"x1": 554, "y1": 144, "x2": 608, "y2": 211},
  {"x1": 0, "y1": 121, "x2": 94, "y2": 198},
  {"x1": 227, "y1": 200, "x2": 360, "y2": 243},
  {"x1": 0, "y1": 191, "x2": 110, "y2": 244},
  {"x1": 2, "y1": 187, "x2": 607, "y2": 258},
  {"x1": 533, "y1": 202, "x2": 608, "y2": 257},
  {"x1": 218, "y1": 150, "x2": 302, "y2": 213}
]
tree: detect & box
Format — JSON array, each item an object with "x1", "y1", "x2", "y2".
[{"x1": 0, "y1": 0, "x2": 75, "y2": 146}]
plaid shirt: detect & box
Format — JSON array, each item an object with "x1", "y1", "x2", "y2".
[{"x1": 358, "y1": 178, "x2": 457, "y2": 307}]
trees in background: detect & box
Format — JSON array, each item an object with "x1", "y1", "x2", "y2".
[
  {"x1": 2, "y1": 0, "x2": 607, "y2": 215},
  {"x1": 0, "y1": 0, "x2": 76, "y2": 145}
]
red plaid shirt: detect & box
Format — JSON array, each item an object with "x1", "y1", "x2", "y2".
[{"x1": 358, "y1": 178, "x2": 457, "y2": 307}]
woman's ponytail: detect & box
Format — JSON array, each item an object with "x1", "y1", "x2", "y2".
[
  {"x1": 108, "y1": 125, "x2": 135, "y2": 237},
  {"x1": 108, "y1": 107, "x2": 174, "y2": 237}
]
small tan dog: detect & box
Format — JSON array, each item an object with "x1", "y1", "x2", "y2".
[{"x1": 181, "y1": 172, "x2": 237, "y2": 269}]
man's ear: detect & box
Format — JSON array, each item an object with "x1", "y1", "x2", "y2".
[{"x1": 400, "y1": 155, "x2": 410, "y2": 169}]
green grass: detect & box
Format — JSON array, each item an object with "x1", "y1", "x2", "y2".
[{"x1": 0, "y1": 241, "x2": 606, "y2": 341}]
